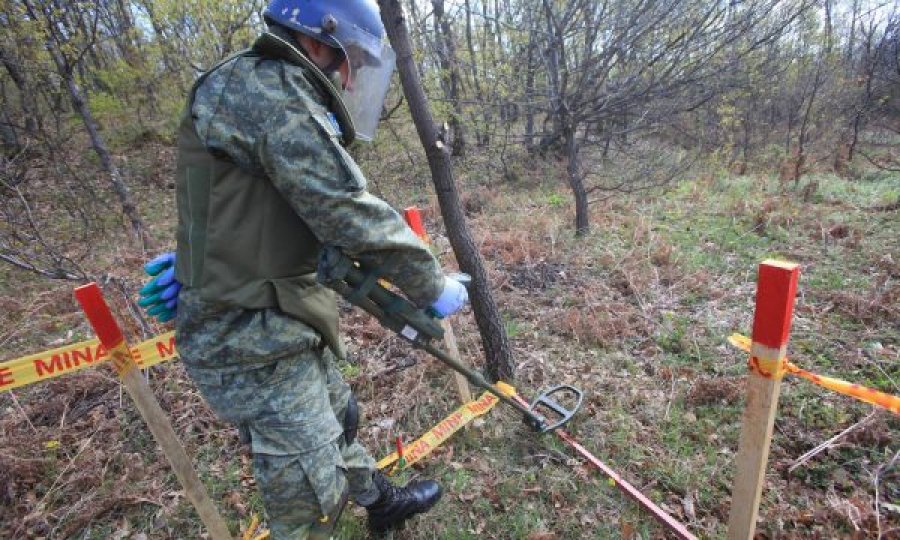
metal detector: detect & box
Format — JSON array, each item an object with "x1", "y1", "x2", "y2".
[{"x1": 317, "y1": 246, "x2": 583, "y2": 433}]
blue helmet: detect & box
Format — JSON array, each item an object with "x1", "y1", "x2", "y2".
[
  {"x1": 264, "y1": 0, "x2": 384, "y2": 63},
  {"x1": 264, "y1": 0, "x2": 396, "y2": 142}
]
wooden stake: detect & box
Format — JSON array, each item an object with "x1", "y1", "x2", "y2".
[
  {"x1": 439, "y1": 320, "x2": 472, "y2": 403},
  {"x1": 404, "y1": 206, "x2": 473, "y2": 404},
  {"x1": 75, "y1": 284, "x2": 233, "y2": 540},
  {"x1": 727, "y1": 260, "x2": 800, "y2": 540}
]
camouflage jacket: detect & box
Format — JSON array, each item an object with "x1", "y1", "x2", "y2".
[{"x1": 175, "y1": 30, "x2": 443, "y2": 371}]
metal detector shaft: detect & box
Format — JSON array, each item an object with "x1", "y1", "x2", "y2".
[
  {"x1": 323, "y1": 274, "x2": 547, "y2": 429},
  {"x1": 317, "y1": 248, "x2": 697, "y2": 538},
  {"x1": 417, "y1": 340, "x2": 548, "y2": 431},
  {"x1": 317, "y1": 246, "x2": 548, "y2": 430}
]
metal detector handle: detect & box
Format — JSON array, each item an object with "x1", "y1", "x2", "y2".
[
  {"x1": 318, "y1": 246, "x2": 444, "y2": 342},
  {"x1": 531, "y1": 385, "x2": 584, "y2": 433}
]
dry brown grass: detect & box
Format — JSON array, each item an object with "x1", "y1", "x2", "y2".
[
  {"x1": 1, "y1": 166, "x2": 897, "y2": 538},
  {"x1": 685, "y1": 376, "x2": 743, "y2": 406},
  {"x1": 819, "y1": 283, "x2": 900, "y2": 323}
]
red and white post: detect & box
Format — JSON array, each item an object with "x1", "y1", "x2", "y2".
[
  {"x1": 74, "y1": 284, "x2": 233, "y2": 540},
  {"x1": 727, "y1": 260, "x2": 800, "y2": 540}
]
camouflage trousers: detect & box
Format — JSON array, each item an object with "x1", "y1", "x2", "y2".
[{"x1": 184, "y1": 346, "x2": 377, "y2": 539}]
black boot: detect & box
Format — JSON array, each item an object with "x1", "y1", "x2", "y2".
[{"x1": 364, "y1": 471, "x2": 442, "y2": 534}]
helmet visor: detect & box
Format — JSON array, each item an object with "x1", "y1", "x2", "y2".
[{"x1": 339, "y1": 42, "x2": 396, "y2": 142}]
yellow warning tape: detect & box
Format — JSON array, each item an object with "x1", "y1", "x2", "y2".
[
  {"x1": 729, "y1": 334, "x2": 900, "y2": 415},
  {"x1": 0, "y1": 331, "x2": 177, "y2": 392},
  {"x1": 233, "y1": 389, "x2": 509, "y2": 535},
  {"x1": 241, "y1": 514, "x2": 269, "y2": 540},
  {"x1": 4, "y1": 328, "x2": 512, "y2": 537},
  {"x1": 376, "y1": 387, "x2": 509, "y2": 471},
  {"x1": 3, "y1": 330, "x2": 515, "y2": 446},
  {"x1": 242, "y1": 514, "x2": 260, "y2": 540}
]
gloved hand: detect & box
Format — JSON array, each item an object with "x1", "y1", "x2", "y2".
[
  {"x1": 138, "y1": 252, "x2": 181, "y2": 323},
  {"x1": 429, "y1": 275, "x2": 469, "y2": 318}
]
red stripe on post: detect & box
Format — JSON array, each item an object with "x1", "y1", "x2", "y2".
[
  {"x1": 403, "y1": 206, "x2": 427, "y2": 241},
  {"x1": 751, "y1": 260, "x2": 800, "y2": 351},
  {"x1": 74, "y1": 283, "x2": 125, "y2": 348}
]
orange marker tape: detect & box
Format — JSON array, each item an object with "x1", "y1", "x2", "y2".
[{"x1": 729, "y1": 334, "x2": 899, "y2": 415}]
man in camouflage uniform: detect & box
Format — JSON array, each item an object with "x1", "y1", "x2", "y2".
[{"x1": 139, "y1": 0, "x2": 469, "y2": 537}]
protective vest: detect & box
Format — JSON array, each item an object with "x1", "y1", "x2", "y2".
[{"x1": 174, "y1": 31, "x2": 355, "y2": 358}]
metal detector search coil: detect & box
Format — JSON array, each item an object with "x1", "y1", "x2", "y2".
[
  {"x1": 530, "y1": 385, "x2": 583, "y2": 433},
  {"x1": 317, "y1": 246, "x2": 583, "y2": 433}
]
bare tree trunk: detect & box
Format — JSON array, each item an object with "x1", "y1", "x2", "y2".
[
  {"x1": 432, "y1": 0, "x2": 466, "y2": 156},
  {"x1": 379, "y1": 0, "x2": 515, "y2": 382},
  {"x1": 564, "y1": 126, "x2": 590, "y2": 236},
  {"x1": 847, "y1": 0, "x2": 860, "y2": 63},
  {"x1": 0, "y1": 93, "x2": 19, "y2": 152},
  {"x1": 794, "y1": 56, "x2": 824, "y2": 187},
  {"x1": 462, "y1": 0, "x2": 488, "y2": 146},
  {"x1": 846, "y1": 25, "x2": 881, "y2": 164},
  {"x1": 523, "y1": 13, "x2": 537, "y2": 151},
  {"x1": 138, "y1": 0, "x2": 183, "y2": 81},
  {"x1": 540, "y1": 0, "x2": 589, "y2": 235},
  {"x1": 740, "y1": 111, "x2": 751, "y2": 174},
  {"x1": 0, "y1": 47, "x2": 38, "y2": 136},
  {"x1": 61, "y1": 64, "x2": 151, "y2": 249},
  {"x1": 541, "y1": 0, "x2": 565, "y2": 146}
]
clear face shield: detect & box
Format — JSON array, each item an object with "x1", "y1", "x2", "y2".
[{"x1": 335, "y1": 40, "x2": 396, "y2": 142}]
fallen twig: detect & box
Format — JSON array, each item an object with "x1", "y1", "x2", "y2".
[
  {"x1": 874, "y1": 448, "x2": 900, "y2": 540},
  {"x1": 364, "y1": 356, "x2": 419, "y2": 382},
  {"x1": 788, "y1": 409, "x2": 879, "y2": 473},
  {"x1": 7, "y1": 390, "x2": 38, "y2": 435}
]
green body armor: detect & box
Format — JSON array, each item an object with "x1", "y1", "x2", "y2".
[{"x1": 174, "y1": 32, "x2": 355, "y2": 358}]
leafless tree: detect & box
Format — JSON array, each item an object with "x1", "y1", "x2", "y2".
[
  {"x1": 381, "y1": 0, "x2": 516, "y2": 382},
  {"x1": 531, "y1": 0, "x2": 812, "y2": 234},
  {"x1": 18, "y1": 0, "x2": 151, "y2": 248}
]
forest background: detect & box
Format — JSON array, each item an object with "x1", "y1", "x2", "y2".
[{"x1": 0, "y1": 0, "x2": 898, "y2": 538}]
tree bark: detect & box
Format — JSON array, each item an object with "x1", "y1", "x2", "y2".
[
  {"x1": 565, "y1": 126, "x2": 590, "y2": 236},
  {"x1": 379, "y1": 0, "x2": 514, "y2": 382},
  {"x1": 0, "y1": 46, "x2": 38, "y2": 136},
  {"x1": 432, "y1": 0, "x2": 466, "y2": 156}
]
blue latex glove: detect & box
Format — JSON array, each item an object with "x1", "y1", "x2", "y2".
[
  {"x1": 138, "y1": 252, "x2": 181, "y2": 323},
  {"x1": 430, "y1": 275, "x2": 469, "y2": 318}
]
